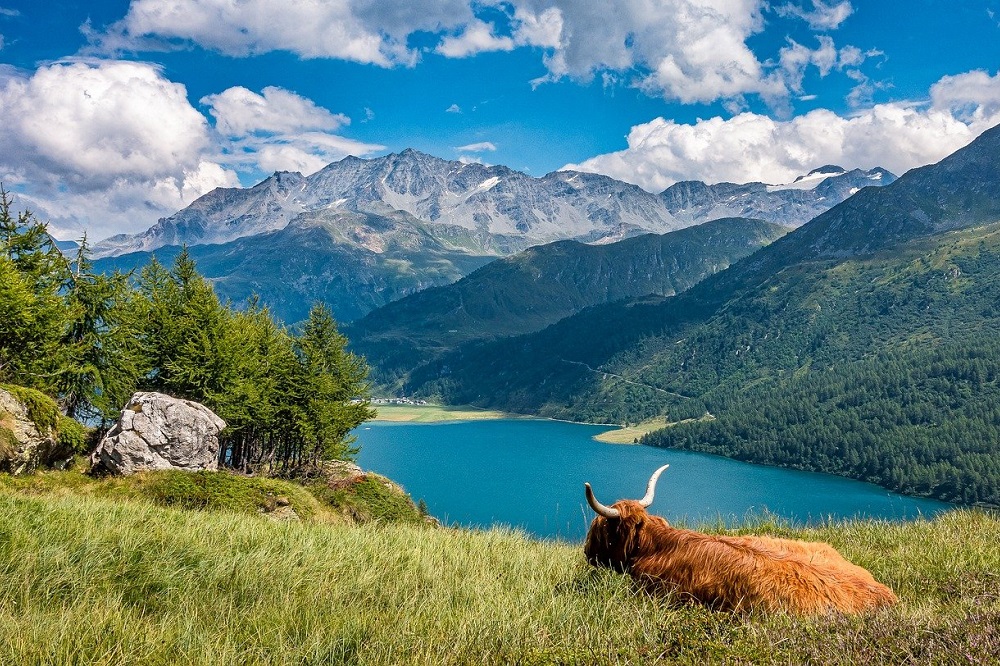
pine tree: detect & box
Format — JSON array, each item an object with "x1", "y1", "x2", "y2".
[
  {"x1": 292, "y1": 303, "x2": 375, "y2": 467},
  {"x1": 57, "y1": 234, "x2": 140, "y2": 422},
  {"x1": 0, "y1": 187, "x2": 72, "y2": 390}
]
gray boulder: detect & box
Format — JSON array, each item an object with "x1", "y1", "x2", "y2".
[
  {"x1": 92, "y1": 392, "x2": 226, "y2": 475},
  {"x1": 0, "y1": 387, "x2": 74, "y2": 474}
]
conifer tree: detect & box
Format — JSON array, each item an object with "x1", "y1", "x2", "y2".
[
  {"x1": 57, "y1": 234, "x2": 140, "y2": 422},
  {"x1": 0, "y1": 187, "x2": 72, "y2": 390},
  {"x1": 293, "y1": 303, "x2": 375, "y2": 465}
]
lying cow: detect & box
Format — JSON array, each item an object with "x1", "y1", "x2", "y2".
[{"x1": 583, "y1": 465, "x2": 898, "y2": 614}]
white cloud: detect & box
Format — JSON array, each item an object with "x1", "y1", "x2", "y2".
[
  {"x1": 0, "y1": 7, "x2": 13, "y2": 51},
  {"x1": 88, "y1": 0, "x2": 475, "y2": 66},
  {"x1": 202, "y1": 86, "x2": 383, "y2": 175},
  {"x1": 11, "y1": 161, "x2": 240, "y2": 243},
  {"x1": 512, "y1": 6, "x2": 563, "y2": 49},
  {"x1": 244, "y1": 132, "x2": 384, "y2": 175},
  {"x1": 930, "y1": 69, "x2": 1000, "y2": 122},
  {"x1": 0, "y1": 60, "x2": 240, "y2": 240},
  {"x1": 565, "y1": 70, "x2": 1000, "y2": 192},
  {"x1": 515, "y1": 0, "x2": 788, "y2": 104},
  {"x1": 777, "y1": 1, "x2": 854, "y2": 30},
  {"x1": 0, "y1": 62, "x2": 380, "y2": 240},
  {"x1": 436, "y1": 19, "x2": 514, "y2": 58},
  {"x1": 455, "y1": 141, "x2": 497, "y2": 152},
  {"x1": 777, "y1": 36, "x2": 879, "y2": 101},
  {"x1": 0, "y1": 60, "x2": 211, "y2": 187},
  {"x1": 201, "y1": 86, "x2": 349, "y2": 136},
  {"x1": 87, "y1": 0, "x2": 868, "y2": 107},
  {"x1": 446, "y1": 103, "x2": 462, "y2": 113}
]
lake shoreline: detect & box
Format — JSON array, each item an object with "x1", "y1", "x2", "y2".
[
  {"x1": 372, "y1": 403, "x2": 623, "y2": 429},
  {"x1": 356, "y1": 419, "x2": 952, "y2": 540},
  {"x1": 371, "y1": 404, "x2": 682, "y2": 446}
]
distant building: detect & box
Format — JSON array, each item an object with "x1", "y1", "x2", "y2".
[{"x1": 372, "y1": 397, "x2": 428, "y2": 406}]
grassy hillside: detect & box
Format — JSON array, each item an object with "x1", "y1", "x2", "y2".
[
  {"x1": 0, "y1": 467, "x2": 428, "y2": 526},
  {"x1": 0, "y1": 484, "x2": 996, "y2": 665}
]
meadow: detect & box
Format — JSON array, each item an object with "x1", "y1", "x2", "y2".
[
  {"x1": 0, "y1": 473, "x2": 997, "y2": 665},
  {"x1": 372, "y1": 403, "x2": 514, "y2": 422}
]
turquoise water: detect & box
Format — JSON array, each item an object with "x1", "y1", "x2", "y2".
[{"x1": 355, "y1": 419, "x2": 952, "y2": 541}]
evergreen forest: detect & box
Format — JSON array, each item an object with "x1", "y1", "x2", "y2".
[{"x1": 0, "y1": 189, "x2": 373, "y2": 473}]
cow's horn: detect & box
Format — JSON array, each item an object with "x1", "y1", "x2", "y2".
[
  {"x1": 585, "y1": 482, "x2": 620, "y2": 518},
  {"x1": 638, "y1": 464, "x2": 670, "y2": 507}
]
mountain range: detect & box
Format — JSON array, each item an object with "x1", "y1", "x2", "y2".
[
  {"x1": 90, "y1": 150, "x2": 893, "y2": 324},
  {"x1": 94, "y1": 151, "x2": 892, "y2": 259}
]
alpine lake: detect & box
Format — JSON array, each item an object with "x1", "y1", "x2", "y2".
[{"x1": 354, "y1": 417, "x2": 952, "y2": 541}]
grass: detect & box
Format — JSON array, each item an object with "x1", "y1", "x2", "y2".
[
  {"x1": 372, "y1": 403, "x2": 515, "y2": 422},
  {"x1": 594, "y1": 417, "x2": 671, "y2": 444},
  {"x1": 0, "y1": 478, "x2": 997, "y2": 664},
  {"x1": 0, "y1": 466, "x2": 428, "y2": 526},
  {"x1": 594, "y1": 414, "x2": 714, "y2": 444}
]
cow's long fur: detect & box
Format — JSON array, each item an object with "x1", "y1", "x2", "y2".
[{"x1": 584, "y1": 500, "x2": 898, "y2": 614}]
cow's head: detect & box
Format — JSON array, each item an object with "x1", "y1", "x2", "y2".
[{"x1": 583, "y1": 464, "x2": 669, "y2": 571}]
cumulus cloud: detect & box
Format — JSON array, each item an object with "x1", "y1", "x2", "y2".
[
  {"x1": 930, "y1": 69, "x2": 1000, "y2": 122},
  {"x1": 436, "y1": 19, "x2": 514, "y2": 58},
  {"x1": 565, "y1": 70, "x2": 1000, "y2": 192},
  {"x1": 0, "y1": 60, "x2": 211, "y2": 187},
  {"x1": 777, "y1": 0, "x2": 853, "y2": 30},
  {"x1": 201, "y1": 85, "x2": 383, "y2": 175},
  {"x1": 87, "y1": 0, "x2": 872, "y2": 107},
  {"x1": 0, "y1": 60, "x2": 240, "y2": 239},
  {"x1": 455, "y1": 141, "x2": 497, "y2": 152},
  {"x1": 201, "y1": 86, "x2": 349, "y2": 136},
  {"x1": 22, "y1": 161, "x2": 239, "y2": 242},
  {"x1": 514, "y1": 0, "x2": 789, "y2": 104},
  {"x1": 87, "y1": 0, "x2": 475, "y2": 66},
  {"x1": 0, "y1": 61, "x2": 238, "y2": 238},
  {"x1": 0, "y1": 63, "x2": 380, "y2": 240}
]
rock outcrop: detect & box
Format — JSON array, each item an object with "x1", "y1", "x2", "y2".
[
  {"x1": 91, "y1": 392, "x2": 226, "y2": 475},
  {"x1": 0, "y1": 387, "x2": 76, "y2": 474}
]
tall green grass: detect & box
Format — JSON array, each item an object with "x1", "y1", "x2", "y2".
[{"x1": 0, "y1": 486, "x2": 997, "y2": 664}]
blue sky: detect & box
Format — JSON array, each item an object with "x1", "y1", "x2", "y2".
[{"x1": 0, "y1": 0, "x2": 999, "y2": 241}]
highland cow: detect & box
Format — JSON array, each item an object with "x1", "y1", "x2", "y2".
[{"x1": 583, "y1": 465, "x2": 898, "y2": 614}]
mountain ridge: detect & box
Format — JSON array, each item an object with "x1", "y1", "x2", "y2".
[
  {"x1": 92, "y1": 149, "x2": 893, "y2": 260},
  {"x1": 346, "y1": 217, "x2": 787, "y2": 385}
]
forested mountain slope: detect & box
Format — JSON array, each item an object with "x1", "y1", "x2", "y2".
[
  {"x1": 347, "y1": 217, "x2": 786, "y2": 386},
  {"x1": 92, "y1": 209, "x2": 499, "y2": 324},
  {"x1": 399, "y1": 124, "x2": 1000, "y2": 505}
]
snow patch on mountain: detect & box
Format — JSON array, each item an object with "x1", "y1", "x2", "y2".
[{"x1": 91, "y1": 150, "x2": 896, "y2": 258}]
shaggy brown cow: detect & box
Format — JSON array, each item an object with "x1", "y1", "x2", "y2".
[{"x1": 584, "y1": 465, "x2": 898, "y2": 614}]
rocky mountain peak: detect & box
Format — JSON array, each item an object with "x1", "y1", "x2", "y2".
[
  {"x1": 802, "y1": 165, "x2": 846, "y2": 178},
  {"x1": 92, "y1": 149, "x2": 899, "y2": 259}
]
